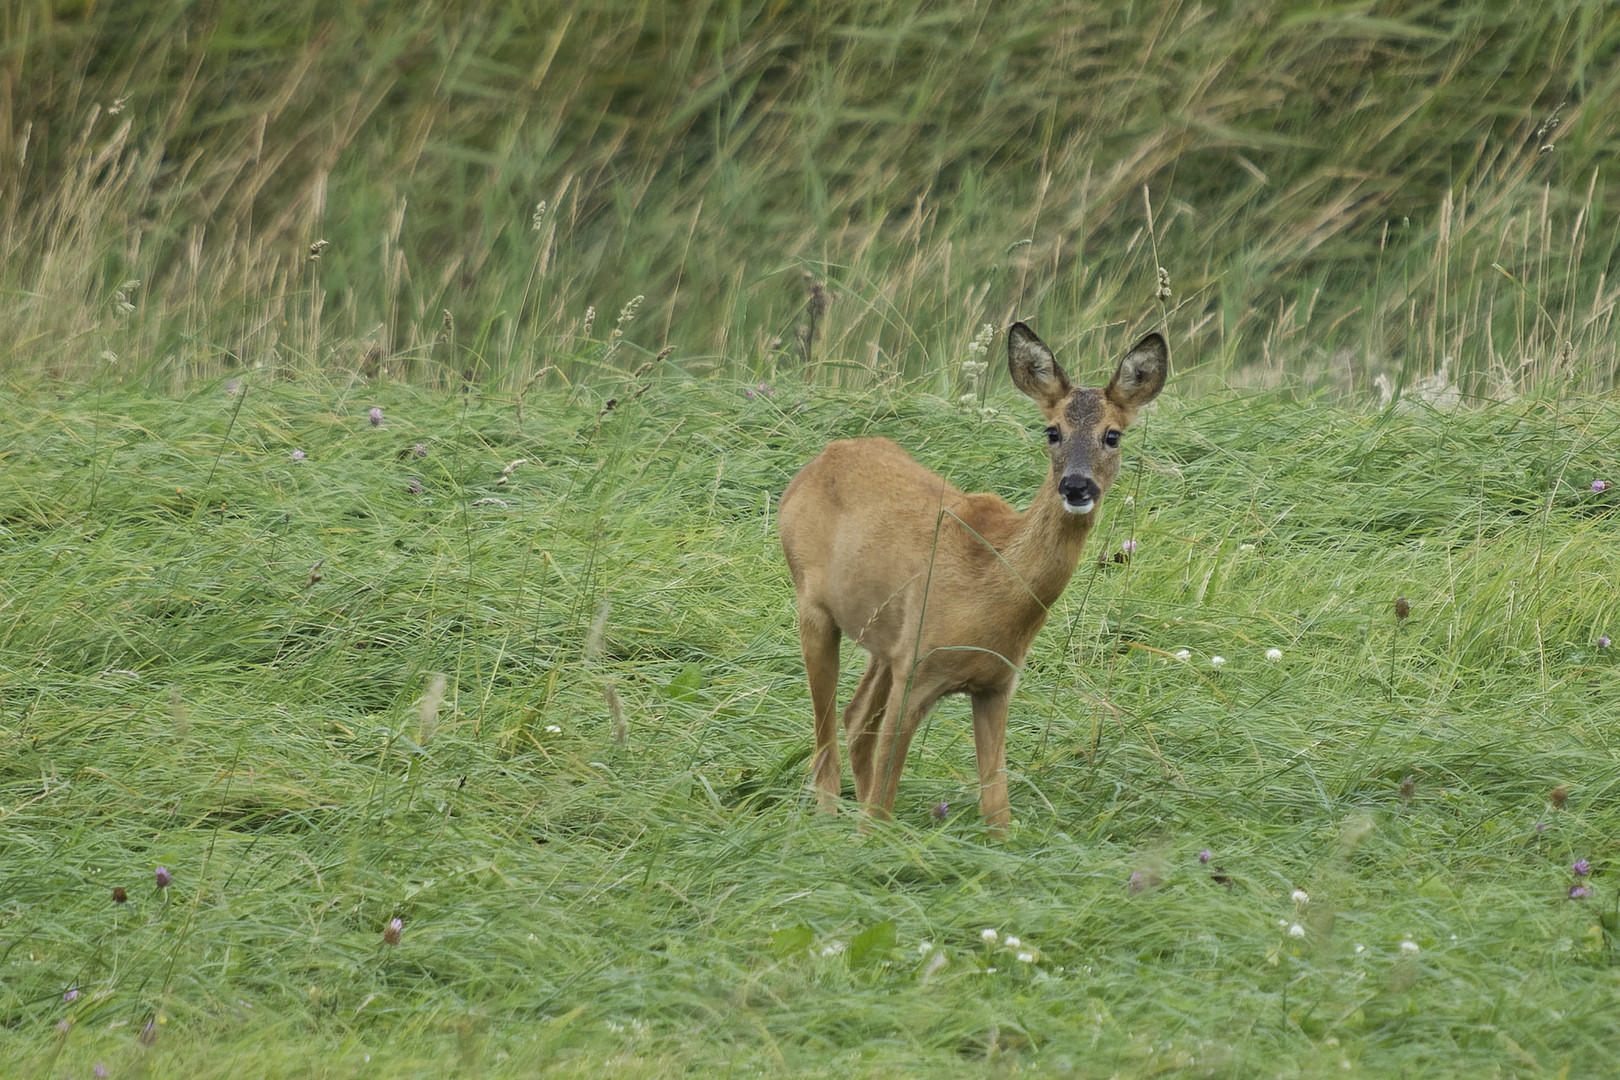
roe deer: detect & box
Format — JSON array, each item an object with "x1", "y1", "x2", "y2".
[{"x1": 778, "y1": 323, "x2": 1167, "y2": 828}]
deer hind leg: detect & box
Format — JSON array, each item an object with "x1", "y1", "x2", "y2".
[
  {"x1": 844, "y1": 659, "x2": 892, "y2": 807},
  {"x1": 798, "y1": 606, "x2": 843, "y2": 811},
  {"x1": 866, "y1": 674, "x2": 941, "y2": 819},
  {"x1": 970, "y1": 687, "x2": 1013, "y2": 833}
]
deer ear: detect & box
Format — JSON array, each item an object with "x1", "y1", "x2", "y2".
[
  {"x1": 1007, "y1": 322, "x2": 1072, "y2": 409},
  {"x1": 1105, "y1": 332, "x2": 1168, "y2": 411}
]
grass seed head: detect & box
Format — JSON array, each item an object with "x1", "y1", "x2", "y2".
[
  {"x1": 168, "y1": 686, "x2": 189, "y2": 735},
  {"x1": 606, "y1": 683, "x2": 627, "y2": 747},
  {"x1": 418, "y1": 674, "x2": 447, "y2": 744},
  {"x1": 585, "y1": 600, "x2": 611, "y2": 662}
]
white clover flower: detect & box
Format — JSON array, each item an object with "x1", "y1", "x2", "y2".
[
  {"x1": 1175, "y1": 649, "x2": 1191, "y2": 661},
  {"x1": 976, "y1": 407, "x2": 998, "y2": 419},
  {"x1": 1210, "y1": 656, "x2": 1226, "y2": 669},
  {"x1": 820, "y1": 941, "x2": 845, "y2": 957},
  {"x1": 1291, "y1": 889, "x2": 1309, "y2": 905},
  {"x1": 959, "y1": 394, "x2": 978, "y2": 407},
  {"x1": 1399, "y1": 939, "x2": 1420, "y2": 954},
  {"x1": 918, "y1": 941, "x2": 933, "y2": 956},
  {"x1": 1288, "y1": 923, "x2": 1305, "y2": 938},
  {"x1": 1003, "y1": 936, "x2": 1021, "y2": 950},
  {"x1": 1266, "y1": 648, "x2": 1283, "y2": 662},
  {"x1": 981, "y1": 928, "x2": 998, "y2": 944},
  {"x1": 1017, "y1": 951, "x2": 1034, "y2": 963},
  {"x1": 544, "y1": 724, "x2": 562, "y2": 734},
  {"x1": 1354, "y1": 943, "x2": 1365, "y2": 953}
]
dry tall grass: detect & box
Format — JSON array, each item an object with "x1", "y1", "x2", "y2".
[{"x1": 3, "y1": 1, "x2": 1617, "y2": 396}]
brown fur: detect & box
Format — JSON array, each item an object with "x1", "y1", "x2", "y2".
[{"x1": 778, "y1": 323, "x2": 1168, "y2": 829}]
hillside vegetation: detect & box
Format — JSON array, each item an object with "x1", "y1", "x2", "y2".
[{"x1": 4, "y1": 1, "x2": 1620, "y2": 394}]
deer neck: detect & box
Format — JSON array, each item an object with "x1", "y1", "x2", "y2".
[{"x1": 1004, "y1": 474, "x2": 1094, "y2": 609}]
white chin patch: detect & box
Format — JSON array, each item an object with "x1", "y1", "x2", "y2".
[{"x1": 1062, "y1": 499, "x2": 1095, "y2": 515}]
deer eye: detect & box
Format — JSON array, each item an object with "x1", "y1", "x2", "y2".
[
  {"x1": 1104, "y1": 430, "x2": 1122, "y2": 448},
  {"x1": 1045, "y1": 426, "x2": 1061, "y2": 445}
]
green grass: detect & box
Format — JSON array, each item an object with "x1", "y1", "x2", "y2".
[
  {"x1": 4, "y1": 369, "x2": 1620, "y2": 1077},
  {"x1": 8, "y1": 2, "x2": 1620, "y2": 1074}
]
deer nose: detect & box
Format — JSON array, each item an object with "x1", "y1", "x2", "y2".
[{"x1": 1059, "y1": 475, "x2": 1100, "y2": 509}]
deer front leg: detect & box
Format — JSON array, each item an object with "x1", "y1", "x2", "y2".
[
  {"x1": 844, "y1": 659, "x2": 892, "y2": 805},
  {"x1": 865, "y1": 676, "x2": 940, "y2": 818},
  {"x1": 971, "y1": 687, "x2": 1012, "y2": 831}
]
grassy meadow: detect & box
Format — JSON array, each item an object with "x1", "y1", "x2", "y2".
[{"x1": 5, "y1": 1, "x2": 1620, "y2": 1077}]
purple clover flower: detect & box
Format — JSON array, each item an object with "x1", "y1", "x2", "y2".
[
  {"x1": 1574, "y1": 859, "x2": 1591, "y2": 877},
  {"x1": 1594, "y1": 480, "x2": 1609, "y2": 493},
  {"x1": 931, "y1": 801, "x2": 949, "y2": 821},
  {"x1": 63, "y1": 989, "x2": 78, "y2": 1003},
  {"x1": 1121, "y1": 539, "x2": 1138, "y2": 555},
  {"x1": 1198, "y1": 849, "x2": 1212, "y2": 864},
  {"x1": 1600, "y1": 636, "x2": 1611, "y2": 649},
  {"x1": 95, "y1": 1066, "x2": 109, "y2": 1079},
  {"x1": 413, "y1": 442, "x2": 428, "y2": 458},
  {"x1": 291, "y1": 449, "x2": 305, "y2": 461},
  {"x1": 369, "y1": 406, "x2": 384, "y2": 427},
  {"x1": 1570, "y1": 886, "x2": 1595, "y2": 899},
  {"x1": 154, "y1": 866, "x2": 171, "y2": 888}
]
